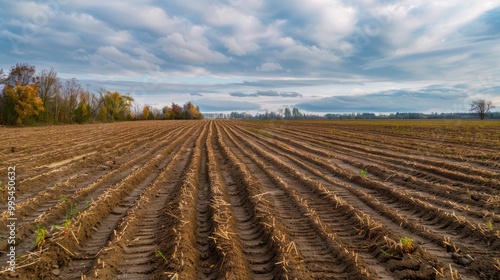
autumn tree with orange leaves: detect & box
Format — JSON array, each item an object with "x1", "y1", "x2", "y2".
[
  {"x1": 0, "y1": 63, "x2": 44, "y2": 125},
  {"x1": 2, "y1": 83, "x2": 44, "y2": 125},
  {"x1": 183, "y1": 101, "x2": 203, "y2": 119}
]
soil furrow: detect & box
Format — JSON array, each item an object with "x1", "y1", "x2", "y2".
[
  {"x1": 61, "y1": 124, "x2": 204, "y2": 279},
  {"x1": 81, "y1": 124, "x2": 200, "y2": 280},
  {"x1": 0, "y1": 125, "x2": 192, "y2": 261},
  {"x1": 0, "y1": 124, "x2": 184, "y2": 213},
  {"x1": 194, "y1": 124, "x2": 220, "y2": 280},
  {"x1": 213, "y1": 124, "x2": 286, "y2": 279},
  {"x1": 1, "y1": 119, "x2": 499, "y2": 280},
  {"x1": 233, "y1": 122, "x2": 498, "y2": 279},
  {"x1": 236, "y1": 124, "x2": 500, "y2": 243},
  {"x1": 219, "y1": 123, "x2": 378, "y2": 279},
  {"x1": 237, "y1": 124, "x2": 499, "y2": 228},
  {"x1": 256, "y1": 124, "x2": 499, "y2": 192},
  {"x1": 1, "y1": 123, "x2": 204, "y2": 278}
]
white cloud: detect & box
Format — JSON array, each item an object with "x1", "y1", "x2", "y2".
[
  {"x1": 53, "y1": 12, "x2": 134, "y2": 47},
  {"x1": 256, "y1": 62, "x2": 282, "y2": 72},
  {"x1": 8, "y1": 1, "x2": 57, "y2": 19},
  {"x1": 68, "y1": 1, "x2": 185, "y2": 35},
  {"x1": 376, "y1": 1, "x2": 498, "y2": 55},
  {"x1": 70, "y1": 46, "x2": 162, "y2": 76},
  {"x1": 132, "y1": 48, "x2": 165, "y2": 65},
  {"x1": 222, "y1": 37, "x2": 260, "y2": 56},
  {"x1": 160, "y1": 33, "x2": 231, "y2": 64},
  {"x1": 361, "y1": 36, "x2": 500, "y2": 83},
  {"x1": 280, "y1": 44, "x2": 340, "y2": 65},
  {"x1": 208, "y1": 5, "x2": 257, "y2": 30},
  {"x1": 275, "y1": 0, "x2": 357, "y2": 49}
]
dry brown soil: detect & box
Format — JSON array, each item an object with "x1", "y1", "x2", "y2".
[{"x1": 0, "y1": 120, "x2": 499, "y2": 279}]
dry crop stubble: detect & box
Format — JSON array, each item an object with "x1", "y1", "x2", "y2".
[{"x1": 0, "y1": 119, "x2": 499, "y2": 279}]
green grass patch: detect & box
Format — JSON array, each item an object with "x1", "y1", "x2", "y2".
[{"x1": 248, "y1": 127, "x2": 274, "y2": 138}]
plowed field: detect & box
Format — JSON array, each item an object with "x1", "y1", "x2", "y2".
[{"x1": 0, "y1": 120, "x2": 499, "y2": 280}]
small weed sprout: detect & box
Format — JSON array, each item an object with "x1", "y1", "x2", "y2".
[
  {"x1": 399, "y1": 237, "x2": 415, "y2": 253},
  {"x1": 484, "y1": 220, "x2": 494, "y2": 231},
  {"x1": 360, "y1": 170, "x2": 368, "y2": 177},
  {"x1": 60, "y1": 195, "x2": 68, "y2": 202},
  {"x1": 35, "y1": 225, "x2": 49, "y2": 249},
  {"x1": 248, "y1": 127, "x2": 273, "y2": 138},
  {"x1": 66, "y1": 203, "x2": 78, "y2": 220},
  {"x1": 63, "y1": 219, "x2": 71, "y2": 229},
  {"x1": 62, "y1": 219, "x2": 72, "y2": 236},
  {"x1": 156, "y1": 249, "x2": 168, "y2": 264},
  {"x1": 85, "y1": 200, "x2": 91, "y2": 209}
]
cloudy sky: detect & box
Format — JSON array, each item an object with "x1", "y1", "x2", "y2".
[{"x1": 1, "y1": 0, "x2": 499, "y2": 114}]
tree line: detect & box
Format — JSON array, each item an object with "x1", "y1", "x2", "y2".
[
  {"x1": 210, "y1": 106, "x2": 499, "y2": 120},
  {"x1": 225, "y1": 108, "x2": 308, "y2": 120},
  {"x1": 0, "y1": 63, "x2": 202, "y2": 125},
  {"x1": 325, "y1": 111, "x2": 500, "y2": 120}
]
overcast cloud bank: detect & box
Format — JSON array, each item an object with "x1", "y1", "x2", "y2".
[{"x1": 1, "y1": 1, "x2": 499, "y2": 112}]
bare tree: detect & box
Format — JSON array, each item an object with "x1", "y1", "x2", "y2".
[
  {"x1": 59, "y1": 78, "x2": 85, "y2": 123},
  {"x1": 4, "y1": 63, "x2": 36, "y2": 87},
  {"x1": 284, "y1": 107, "x2": 291, "y2": 119},
  {"x1": 36, "y1": 68, "x2": 61, "y2": 122},
  {"x1": 151, "y1": 107, "x2": 163, "y2": 119},
  {"x1": 470, "y1": 99, "x2": 495, "y2": 120},
  {"x1": 37, "y1": 68, "x2": 60, "y2": 106},
  {"x1": 0, "y1": 68, "x2": 5, "y2": 94}
]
